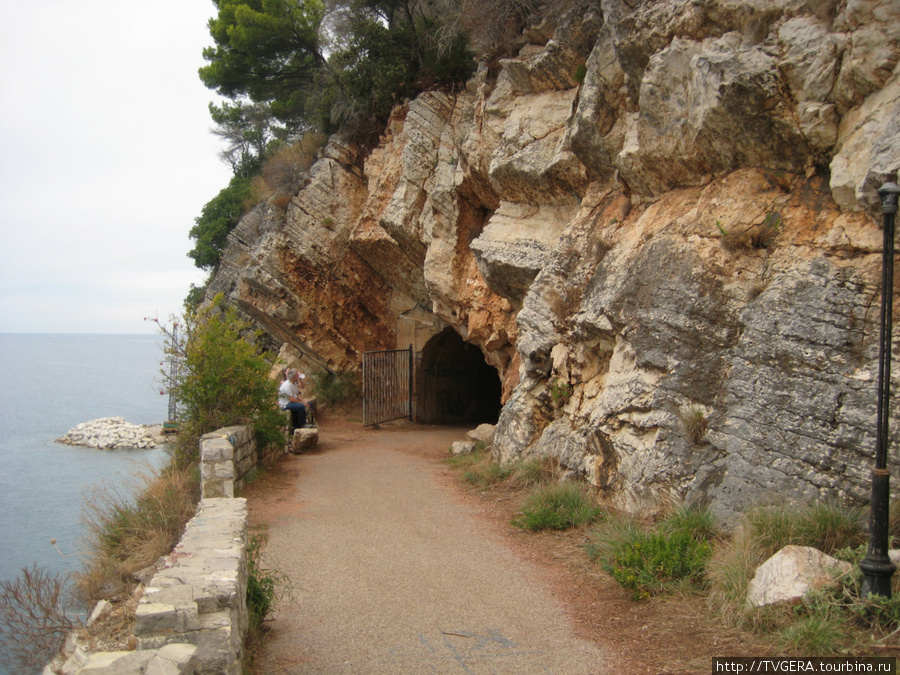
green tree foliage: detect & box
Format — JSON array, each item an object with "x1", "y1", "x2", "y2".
[
  {"x1": 209, "y1": 100, "x2": 286, "y2": 177},
  {"x1": 199, "y1": 0, "x2": 474, "y2": 134},
  {"x1": 200, "y1": 0, "x2": 327, "y2": 123},
  {"x1": 188, "y1": 174, "x2": 253, "y2": 271},
  {"x1": 189, "y1": 0, "x2": 475, "y2": 278},
  {"x1": 315, "y1": 0, "x2": 474, "y2": 132},
  {"x1": 157, "y1": 296, "x2": 285, "y2": 467}
]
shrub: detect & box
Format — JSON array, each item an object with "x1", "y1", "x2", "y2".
[
  {"x1": 777, "y1": 613, "x2": 851, "y2": 655},
  {"x1": 155, "y1": 296, "x2": 286, "y2": 468},
  {"x1": 513, "y1": 481, "x2": 605, "y2": 531},
  {"x1": 246, "y1": 530, "x2": 289, "y2": 638},
  {"x1": 706, "y1": 526, "x2": 766, "y2": 627},
  {"x1": 0, "y1": 566, "x2": 79, "y2": 673},
  {"x1": 444, "y1": 448, "x2": 487, "y2": 470},
  {"x1": 589, "y1": 507, "x2": 717, "y2": 599},
  {"x1": 309, "y1": 369, "x2": 361, "y2": 406},
  {"x1": 464, "y1": 460, "x2": 513, "y2": 489},
  {"x1": 249, "y1": 133, "x2": 327, "y2": 207},
  {"x1": 745, "y1": 503, "x2": 865, "y2": 558},
  {"x1": 707, "y1": 502, "x2": 879, "y2": 652},
  {"x1": 511, "y1": 455, "x2": 558, "y2": 487},
  {"x1": 188, "y1": 175, "x2": 254, "y2": 271}
]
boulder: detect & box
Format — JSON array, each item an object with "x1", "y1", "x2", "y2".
[
  {"x1": 467, "y1": 424, "x2": 496, "y2": 447},
  {"x1": 450, "y1": 440, "x2": 477, "y2": 456},
  {"x1": 745, "y1": 545, "x2": 852, "y2": 608}
]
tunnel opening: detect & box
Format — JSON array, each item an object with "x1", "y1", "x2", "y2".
[{"x1": 416, "y1": 327, "x2": 502, "y2": 426}]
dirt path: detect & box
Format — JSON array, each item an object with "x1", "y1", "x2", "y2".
[{"x1": 242, "y1": 416, "x2": 750, "y2": 674}]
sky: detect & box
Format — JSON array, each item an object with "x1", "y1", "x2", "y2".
[{"x1": 0, "y1": 0, "x2": 234, "y2": 334}]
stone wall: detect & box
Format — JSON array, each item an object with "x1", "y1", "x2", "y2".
[
  {"x1": 48, "y1": 428, "x2": 261, "y2": 674},
  {"x1": 135, "y1": 498, "x2": 249, "y2": 675},
  {"x1": 200, "y1": 424, "x2": 280, "y2": 498}
]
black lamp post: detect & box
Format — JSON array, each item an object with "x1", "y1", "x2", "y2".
[{"x1": 860, "y1": 177, "x2": 900, "y2": 598}]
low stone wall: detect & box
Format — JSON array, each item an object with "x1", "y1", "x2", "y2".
[
  {"x1": 49, "y1": 426, "x2": 267, "y2": 675},
  {"x1": 135, "y1": 498, "x2": 249, "y2": 675},
  {"x1": 200, "y1": 424, "x2": 281, "y2": 498}
]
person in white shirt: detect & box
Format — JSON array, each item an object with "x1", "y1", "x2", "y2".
[{"x1": 278, "y1": 369, "x2": 307, "y2": 429}]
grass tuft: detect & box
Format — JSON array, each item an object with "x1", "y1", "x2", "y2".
[{"x1": 512, "y1": 482, "x2": 605, "y2": 531}]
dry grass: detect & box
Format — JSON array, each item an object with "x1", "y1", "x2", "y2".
[
  {"x1": 249, "y1": 133, "x2": 327, "y2": 209},
  {"x1": 73, "y1": 463, "x2": 199, "y2": 607}
]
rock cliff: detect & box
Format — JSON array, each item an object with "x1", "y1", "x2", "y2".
[{"x1": 206, "y1": 0, "x2": 900, "y2": 521}]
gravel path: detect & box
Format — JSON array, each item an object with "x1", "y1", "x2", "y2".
[{"x1": 249, "y1": 421, "x2": 610, "y2": 674}]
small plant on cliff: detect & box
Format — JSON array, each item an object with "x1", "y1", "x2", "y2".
[
  {"x1": 249, "y1": 132, "x2": 327, "y2": 209},
  {"x1": 715, "y1": 211, "x2": 783, "y2": 252},
  {"x1": 549, "y1": 378, "x2": 573, "y2": 410},
  {"x1": 679, "y1": 403, "x2": 709, "y2": 445}
]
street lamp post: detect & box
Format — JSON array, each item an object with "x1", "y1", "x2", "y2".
[{"x1": 860, "y1": 178, "x2": 900, "y2": 598}]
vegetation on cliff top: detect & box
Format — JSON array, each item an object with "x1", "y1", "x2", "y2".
[{"x1": 187, "y1": 0, "x2": 548, "y2": 279}]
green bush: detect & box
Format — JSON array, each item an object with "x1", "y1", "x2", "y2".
[
  {"x1": 188, "y1": 175, "x2": 254, "y2": 271},
  {"x1": 464, "y1": 461, "x2": 513, "y2": 489},
  {"x1": 706, "y1": 502, "x2": 886, "y2": 654},
  {"x1": 511, "y1": 455, "x2": 558, "y2": 487},
  {"x1": 157, "y1": 295, "x2": 285, "y2": 468},
  {"x1": 589, "y1": 507, "x2": 716, "y2": 599},
  {"x1": 777, "y1": 613, "x2": 850, "y2": 655},
  {"x1": 512, "y1": 482, "x2": 605, "y2": 531},
  {"x1": 444, "y1": 448, "x2": 487, "y2": 470},
  {"x1": 745, "y1": 503, "x2": 865, "y2": 557}
]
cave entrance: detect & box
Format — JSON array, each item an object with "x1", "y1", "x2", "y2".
[{"x1": 416, "y1": 328, "x2": 502, "y2": 426}]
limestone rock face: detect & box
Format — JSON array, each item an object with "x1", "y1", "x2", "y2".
[{"x1": 207, "y1": 0, "x2": 899, "y2": 521}]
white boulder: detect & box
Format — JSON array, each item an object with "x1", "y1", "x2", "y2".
[{"x1": 746, "y1": 545, "x2": 852, "y2": 608}]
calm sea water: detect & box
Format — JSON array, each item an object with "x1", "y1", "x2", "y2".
[{"x1": 0, "y1": 334, "x2": 168, "y2": 587}]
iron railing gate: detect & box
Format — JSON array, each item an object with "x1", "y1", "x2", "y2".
[{"x1": 362, "y1": 346, "x2": 413, "y2": 426}]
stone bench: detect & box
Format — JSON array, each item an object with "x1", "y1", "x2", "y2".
[{"x1": 290, "y1": 426, "x2": 319, "y2": 453}]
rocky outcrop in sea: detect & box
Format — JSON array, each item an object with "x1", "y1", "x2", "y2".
[{"x1": 56, "y1": 417, "x2": 163, "y2": 450}]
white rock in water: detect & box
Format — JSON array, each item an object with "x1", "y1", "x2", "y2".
[{"x1": 56, "y1": 418, "x2": 159, "y2": 450}]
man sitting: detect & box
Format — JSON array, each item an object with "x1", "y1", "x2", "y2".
[{"x1": 278, "y1": 369, "x2": 307, "y2": 430}]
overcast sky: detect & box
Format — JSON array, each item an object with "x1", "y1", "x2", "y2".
[{"x1": 0, "y1": 1, "x2": 234, "y2": 334}]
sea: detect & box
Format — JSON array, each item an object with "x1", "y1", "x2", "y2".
[{"x1": 0, "y1": 334, "x2": 169, "y2": 590}]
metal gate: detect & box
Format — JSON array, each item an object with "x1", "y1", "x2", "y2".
[{"x1": 362, "y1": 346, "x2": 413, "y2": 426}]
